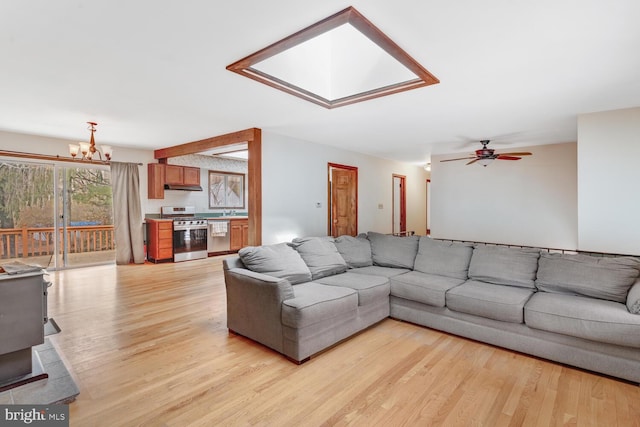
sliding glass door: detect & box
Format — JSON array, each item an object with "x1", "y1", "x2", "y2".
[
  {"x1": 0, "y1": 158, "x2": 114, "y2": 269},
  {"x1": 56, "y1": 166, "x2": 114, "y2": 268}
]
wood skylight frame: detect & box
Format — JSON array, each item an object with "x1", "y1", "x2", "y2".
[{"x1": 226, "y1": 6, "x2": 439, "y2": 109}]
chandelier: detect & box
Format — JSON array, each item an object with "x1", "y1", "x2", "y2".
[{"x1": 68, "y1": 122, "x2": 112, "y2": 161}]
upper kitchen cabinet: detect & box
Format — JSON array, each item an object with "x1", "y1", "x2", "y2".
[
  {"x1": 148, "y1": 164, "x2": 201, "y2": 199},
  {"x1": 166, "y1": 165, "x2": 200, "y2": 185},
  {"x1": 183, "y1": 166, "x2": 200, "y2": 185},
  {"x1": 148, "y1": 163, "x2": 166, "y2": 199},
  {"x1": 165, "y1": 164, "x2": 183, "y2": 185}
]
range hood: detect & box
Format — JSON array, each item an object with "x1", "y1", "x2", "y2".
[{"x1": 164, "y1": 184, "x2": 203, "y2": 191}]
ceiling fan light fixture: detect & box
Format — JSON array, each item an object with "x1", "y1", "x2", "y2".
[
  {"x1": 477, "y1": 158, "x2": 493, "y2": 167},
  {"x1": 440, "y1": 139, "x2": 532, "y2": 167}
]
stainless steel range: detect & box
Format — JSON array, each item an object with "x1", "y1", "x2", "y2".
[{"x1": 161, "y1": 206, "x2": 208, "y2": 262}]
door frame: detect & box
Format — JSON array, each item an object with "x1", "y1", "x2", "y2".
[
  {"x1": 392, "y1": 174, "x2": 406, "y2": 235},
  {"x1": 327, "y1": 162, "x2": 358, "y2": 236},
  {"x1": 426, "y1": 178, "x2": 431, "y2": 235}
]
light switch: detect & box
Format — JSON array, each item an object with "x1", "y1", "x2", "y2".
[{"x1": 378, "y1": 203, "x2": 384, "y2": 209}]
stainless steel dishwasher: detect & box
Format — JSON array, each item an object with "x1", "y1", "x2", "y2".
[{"x1": 207, "y1": 219, "x2": 230, "y2": 253}]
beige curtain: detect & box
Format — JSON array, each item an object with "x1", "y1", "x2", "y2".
[{"x1": 110, "y1": 162, "x2": 145, "y2": 264}]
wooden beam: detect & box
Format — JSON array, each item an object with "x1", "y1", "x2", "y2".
[
  {"x1": 153, "y1": 128, "x2": 259, "y2": 160},
  {"x1": 247, "y1": 129, "x2": 262, "y2": 246}
]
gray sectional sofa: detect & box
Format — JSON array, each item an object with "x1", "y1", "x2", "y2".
[{"x1": 222, "y1": 232, "x2": 640, "y2": 383}]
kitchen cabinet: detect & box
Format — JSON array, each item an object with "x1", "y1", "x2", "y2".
[
  {"x1": 166, "y1": 165, "x2": 200, "y2": 185},
  {"x1": 147, "y1": 219, "x2": 174, "y2": 262},
  {"x1": 147, "y1": 164, "x2": 200, "y2": 199},
  {"x1": 229, "y1": 218, "x2": 249, "y2": 251},
  {"x1": 165, "y1": 165, "x2": 183, "y2": 185},
  {"x1": 147, "y1": 163, "x2": 166, "y2": 199},
  {"x1": 183, "y1": 166, "x2": 200, "y2": 185}
]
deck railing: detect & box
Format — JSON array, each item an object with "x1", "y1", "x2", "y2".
[{"x1": 0, "y1": 225, "x2": 115, "y2": 259}]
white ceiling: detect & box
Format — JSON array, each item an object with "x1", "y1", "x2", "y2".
[{"x1": 1, "y1": 1, "x2": 639, "y2": 164}]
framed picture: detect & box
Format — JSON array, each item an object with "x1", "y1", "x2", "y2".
[{"x1": 208, "y1": 171, "x2": 245, "y2": 209}]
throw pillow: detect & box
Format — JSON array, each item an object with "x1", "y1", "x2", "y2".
[
  {"x1": 289, "y1": 236, "x2": 348, "y2": 280},
  {"x1": 413, "y1": 237, "x2": 473, "y2": 280},
  {"x1": 367, "y1": 231, "x2": 419, "y2": 269},
  {"x1": 468, "y1": 245, "x2": 540, "y2": 288},
  {"x1": 239, "y1": 243, "x2": 312, "y2": 285},
  {"x1": 333, "y1": 234, "x2": 373, "y2": 268},
  {"x1": 536, "y1": 252, "x2": 640, "y2": 303}
]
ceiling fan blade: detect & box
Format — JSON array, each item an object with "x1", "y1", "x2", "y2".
[
  {"x1": 496, "y1": 155, "x2": 522, "y2": 160},
  {"x1": 466, "y1": 158, "x2": 479, "y2": 165},
  {"x1": 440, "y1": 157, "x2": 476, "y2": 162},
  {"x1": 497, "y1": 152, "x2": 532, "y2": 156}
]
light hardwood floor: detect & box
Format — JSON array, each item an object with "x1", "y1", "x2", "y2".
[{"x1": 46, "y1": 257, "x2": 640, "y2": 426}]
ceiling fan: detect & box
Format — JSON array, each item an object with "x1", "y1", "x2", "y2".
[{"x1": 440, "y1": 140, "x2": 532, "y2": 167}]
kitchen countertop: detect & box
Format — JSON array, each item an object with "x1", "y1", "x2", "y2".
[
  {"x1": 206, "y1": 216, "x2": 248, "y2": 220},
  {"x1": 144, "y1": 213, "x2": 248, "y2": 220}
]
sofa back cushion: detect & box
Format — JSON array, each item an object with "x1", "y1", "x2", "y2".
[
  {"x1": 239, "y1": 243, "x2": 312, "y2": 285},
  {"x1": 536, "y1": 252, "x2": 640, "y2": 303},
  {"x1": 468, "y1": 245, "x2": 540, "y2": 288},
  {"x1": 290, "y1": 236, "x2": 348, "y2": 280},
  {"x1": 333, "y1": 234, "x2": 373, "y2": 268},
  {"x1": 367, "y1": 232, "x2": 419, "y2": 269},
  {"x1": 413, "y1": 237, "x2": 473, "y2": 280}
]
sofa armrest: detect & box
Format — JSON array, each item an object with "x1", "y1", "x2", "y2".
[
  {"x1": 626, "y1": 278, "x2": 640, "y2": 314},
  {"x1": 224, "y1": 267, "x2": 295, "y2": 353},
  {"x1": 223, "y1": 255, "x2": 245, "y2": 270}
]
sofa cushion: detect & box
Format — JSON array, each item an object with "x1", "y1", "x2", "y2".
[
  {"x1": 314, "y1": 272, "x2": 390, "y2": 306},
  {"x1": 446, "y1": 280, "x2": 535, "y2": 323},
  {"x1": 239, "y1": 243, "x2": 312, "y2": 285},
  {"x1": 390, "y1": 271, "x2": 466, "y2": 307},
  {"x1": 627, "y1": 279, "x2": 640, "y2": 314},
  {"x1": 367, "y1": 232, "x2": 419, "y2": 269},
  {"x1": 349, "y1": 265, "x2": 410, "y2": 278},
  {"x1": 413, "y1": 237, "x2": 473, "y2": 280},
  {"x1": 281, "y1": 283, "x2": 358, "y2": 329},
  {"x1": 468, "y1": 245, "x2": 540, "y2": 288},
  {"x1": 525, "y1": 292, "x2": 640, "y2": 348},
  {"x1": 333, "y1": 235, "x2": 373, "y2": 268},
  {"x1": 290, "y1": 236, "x2": 348, "y2": 280},
  {"x1": 535, "y1": 252, "x2": 640, "y2": 303}
]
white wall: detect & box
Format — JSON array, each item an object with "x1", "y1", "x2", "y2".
[
  {"x1": 430, "y1": 142, "x2": 578, "y2": 250},
  {"x1": 577, "y1": 107, "x2": 640, "y2": 255},
  {"x1": 261, "y1": 131, "x2": 428, "y2": 244}
]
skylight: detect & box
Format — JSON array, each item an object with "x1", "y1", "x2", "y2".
[{"x1": 227, "y1": 7, "x2": 439, "y2": 109}]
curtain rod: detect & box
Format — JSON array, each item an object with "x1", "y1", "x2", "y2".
[{"x1": 0, "y1": 150, "x2": 142, "y2": 166}]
